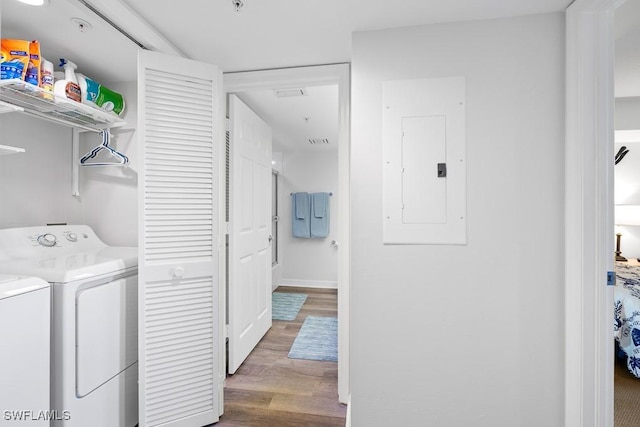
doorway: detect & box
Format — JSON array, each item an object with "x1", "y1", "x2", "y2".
[
  {"x1": 612, "y1": 1, "x2": 640, "y2": 425},
  {"x1": 222, "y1": 64, "x2": 351, "y2": 407}
]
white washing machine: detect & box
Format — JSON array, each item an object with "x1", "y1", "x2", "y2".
[
  {"x1": 0, "y1": 274, "x2": 50, "y2": 426},
  {"x1": 0, "y1": 225, "x2": 138, "y2": 427}
]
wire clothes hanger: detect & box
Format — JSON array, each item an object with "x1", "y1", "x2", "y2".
[
  {"x1": 79, "y1": 129, "x2": 129, "y2": 167},
  {"x1": 615, "y1": 145, "x2": 629, "y2": 165}
]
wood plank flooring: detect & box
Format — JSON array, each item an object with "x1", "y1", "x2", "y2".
[{"x1": 212, "y1": 287, "x2": 346, "y2": 427}]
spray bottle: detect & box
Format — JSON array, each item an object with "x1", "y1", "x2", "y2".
[{"x1": 53, "y1": 58, "x2": 81, "y2": 102}]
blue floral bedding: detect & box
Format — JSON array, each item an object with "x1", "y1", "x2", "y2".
[{"x1": 614, "y1": 262, "x2": 640, "y2": 377}]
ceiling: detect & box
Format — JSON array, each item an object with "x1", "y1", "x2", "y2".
[
  {"x1": 2, "y1": 0, "x2": 138, "y2": 83},
  {"x1": 120, "y1": 0, "x2": 574, "y2": 73},
  {"x1": 1, "y1": 0, "x2": 593, "y2": 153},
  {"x1": 235, "y1": 86, "x2": 339, "y2": 153},
  {"x1": 2, "y1": 0, "x2": 575, "y2": 82}
]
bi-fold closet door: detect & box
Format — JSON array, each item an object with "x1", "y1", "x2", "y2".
[{"x1": 137, "y1": 49, "x2": 223, "y2": 427}]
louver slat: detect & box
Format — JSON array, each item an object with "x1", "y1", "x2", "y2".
[
  {"x1": 145, "y1": 229, "x2": 212, "y2": 238},
  {"x1": 146, "y1": 149, "x2": 212, "y2": 160},
  {"x1": 143, "y1": 276, "x2": 215, "y2": 425},
  {"x1": 143, "y1": 66, "x2": 215, "y2": 264},
  {"x1": 140, "y1": 50, "x2": 218, "y2": 427}
]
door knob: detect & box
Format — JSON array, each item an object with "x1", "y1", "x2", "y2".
[{"x1": 268, "y1": 235, "x2": 273, "y2": 242}]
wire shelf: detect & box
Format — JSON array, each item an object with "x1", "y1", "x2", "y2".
[
  {"x1": 0, "y1": 144, "x2": 25, "y2": 156},
  {"x1": 0, "y1": 79, "x2": 126, "y2": 132}
]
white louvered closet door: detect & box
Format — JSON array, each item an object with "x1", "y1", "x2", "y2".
[{"x1": 138, "y1": 50, "x2": 221, "y2": 427}]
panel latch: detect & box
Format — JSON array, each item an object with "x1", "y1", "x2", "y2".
[
  {"x1": 437, "y1": 163, "x2": 447, "y2": 178},
  {"x1": 607, "y1": 271, "x2": 615, "y2": 286}
]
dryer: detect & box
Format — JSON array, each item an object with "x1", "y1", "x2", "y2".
[
  {"x1": 0, "y1": 225, "x2": 138, "y2": 427},
  {"x1": 0, "y1": 274, "x2": 50, "y2": 426}
]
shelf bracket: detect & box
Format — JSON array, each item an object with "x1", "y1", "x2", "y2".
[{"x1": 72, "y1": 128, "x2": 80, "y2": 197}]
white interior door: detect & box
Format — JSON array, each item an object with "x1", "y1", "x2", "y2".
[
  {"x1": 228, "y1": 94, "x2": 273, "y2": 374},
  {"x1": 138, "y1": 49, "x2": 221, "y2": 427}
]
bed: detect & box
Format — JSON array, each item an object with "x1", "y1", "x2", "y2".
[{"x1": 614, "y1": 261, "x2": 640, "y2": 377}]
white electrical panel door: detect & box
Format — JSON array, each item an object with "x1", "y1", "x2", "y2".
[
  {"x1": 383, "y1": 77, "x2": 466, "y2": 245},
  {"x1": 401, "y1": 116, "x2": 447, "y2": 224}
]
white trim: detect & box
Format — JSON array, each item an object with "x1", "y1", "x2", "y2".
[
  {"x1": 335, "y1": 63, "x2": 352, "y2": 406},
  {"x1": 615, "y1": 129, "x2": 640, "y2": 143},
  {"x1": 224, "y1": 63, "x2": 351, "y2": 405},
  {"x1": 278, "y1": 279, "x2": 338, "y2": 289},
  {"x1": 345, "y1": 395, "x2": 351, "y2": 427},
  {"x1": 224, "y1": 64, "x2": 348, "y2": 92},
  {"x1": 565, "y1": 1, "x2": 617, "y2": 426},
  {"x1": 77, "y1": 0, "x2": 185, "y2": 56},
  {"x1": 217, "y1": 71, "x2": 227, "y2": 418}
]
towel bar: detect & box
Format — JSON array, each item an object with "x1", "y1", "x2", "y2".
[{"x1": 290, "y1": 192, "x2": 333, "y2": 196}]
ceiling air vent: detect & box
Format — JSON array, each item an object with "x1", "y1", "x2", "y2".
[
  {"x1": 309, "y1": 138, "x2": 329, "y2": 145},
  {"x1": 274, "y1": 88, "x2": 307, "y2": 97}
]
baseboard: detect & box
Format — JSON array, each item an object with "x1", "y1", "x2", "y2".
[
  {"x1": 278, "y1": 279, "x2": 338, "y2": 289},
  {"x1": 218, "y1": 373, "x2": 225, "y2": 417},
  {"x1": 345, "y1": 395, "x2": 351, "y2": 427}
]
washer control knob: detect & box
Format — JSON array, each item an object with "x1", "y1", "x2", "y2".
[
  {"x1": 37, "y1": 233, "x2": 57, "y2": 247},
  {"x1": 66, "y1": 233, "x2": 78, "y2": 242}
]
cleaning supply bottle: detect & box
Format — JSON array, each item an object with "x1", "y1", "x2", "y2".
[
  {"x1": 53, "y1": 58, "x2": 81, "y2": 102},
  {"x1": 77, "y1": 73, "x2": 125, "y2": 116},
  {"x1": 76, "y1": 73, "x2": 99, "y2": 107},
  {"x1": 25, "y1": 41, "x2": 41, "y2": 87},
  {"x1": 40, "y1": 57, "x2": 54, "y2": 100},
  {"x1": 95, "y1": 84, "x2": 125, "y2": 116}
]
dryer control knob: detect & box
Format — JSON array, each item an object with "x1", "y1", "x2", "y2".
[
  {"x1": 38, "y1": 233, "x2": 57, "y2": 247},
  {"x1": 66, "y1": 233, "x2": 78, "y2": 242}
]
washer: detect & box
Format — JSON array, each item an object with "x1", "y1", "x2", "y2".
[
  {"x1": 0, "y1": 225, "x2": 138, "y2": 427},
  {"x1": 0, "y1": 274, "x2": 50, "y2": 426}
]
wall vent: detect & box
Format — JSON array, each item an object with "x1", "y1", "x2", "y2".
[
  {"x1": 308, "y1": 138, "x2": 329, "y2": 145},
  {"x1": 274, "y1": 88, "x2": 307, "y2": 97}
]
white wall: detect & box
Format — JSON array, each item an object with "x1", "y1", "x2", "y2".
[
  {"x1": 351, "y1": 13, "x2": 564, "y2": 427},
  {"x1": 616, "y1": 97, "x2": 640, "y2": 130},
  {"x1": 78, "y1": 82, "x2": 138, "y2": 247},
  {"x1": 615, "y1": 97, "x2": 640, "y2": 259},
  {"x1": 278, "y1": 150, "x2": 339, "y2": 288},
  {"x1": 0, "y1": 82, "x2": 137, "y2": 248},
  {"x1": 0, "y1": 114, "x2": 83, "y2": 228}
]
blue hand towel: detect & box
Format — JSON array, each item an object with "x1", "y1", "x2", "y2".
[
  {"x1": 295, "y1": 192, "x2": 308, "y2": 220},
  {"x1": 313, "y1": 192, "x2": 326, "y2": 218},
  {"x1": 310, "y1": 192, "x2": 330, "y2": 238},
  {"x1": 292, "y1": 193, "x2": 311, "y2": 238}
]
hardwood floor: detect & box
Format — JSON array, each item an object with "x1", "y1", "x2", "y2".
[{"x1": 213, "y1": 287, "x2": 346, "y2": 427}]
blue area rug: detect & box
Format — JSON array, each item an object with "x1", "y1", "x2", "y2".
[
  {"x1": 272, "y1": 292, "x2": 308, "y2": 321},
  {"x1": 288, "y1": 316, "x2": 338, "y2": 362}
]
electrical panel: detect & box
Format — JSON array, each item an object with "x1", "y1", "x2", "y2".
[{"x1": 382, "y1": 77, "x2": 466, "y2": 245}]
